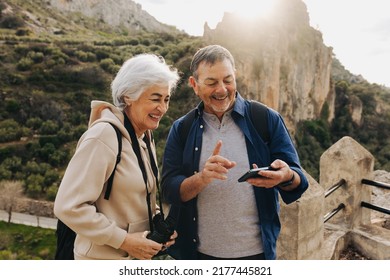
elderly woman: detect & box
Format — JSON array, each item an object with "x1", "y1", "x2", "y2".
[{"x1": 54, "y1": 54, "x2": 180, "y2": 260}]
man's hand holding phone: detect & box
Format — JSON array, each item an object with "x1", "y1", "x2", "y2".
[
  {"x1": 238, "y1": 160, "x2": 297, "y2": 190},
  {"x1": 237, "y1": 166, "x2": 277, "y2": 182}
]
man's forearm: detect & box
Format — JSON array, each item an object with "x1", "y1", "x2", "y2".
[{"x1": 179, "y1": 172, "x2": 208, "y2": 202}]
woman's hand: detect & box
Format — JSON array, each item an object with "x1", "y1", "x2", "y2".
[
  {"x1": 120, "y1": 231, "x2": 163, "y2": 260},
  {"x1": 161, "y1": 230, "x2": 178, "y2": 251}
]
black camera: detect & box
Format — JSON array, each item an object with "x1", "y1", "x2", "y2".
[{"x1": 146, "y1": 212, "x2": 175, "y2": 244}]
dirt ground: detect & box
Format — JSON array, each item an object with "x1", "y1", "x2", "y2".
[{"x1": 339, "y1": 245, "x2": 371, "y2": 260}]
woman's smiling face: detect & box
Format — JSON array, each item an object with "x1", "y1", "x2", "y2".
[{"x1": 126, "y1": 85, "x2": 170, "y2": 136}]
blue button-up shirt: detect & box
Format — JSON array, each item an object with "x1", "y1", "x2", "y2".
[{"x1": 161, "y1": 93, "x2": 308, "y2": 260}]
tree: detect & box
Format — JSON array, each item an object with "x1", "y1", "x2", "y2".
[{"x1": 0, "y1": 180, "x2": 24, "y2": 223}]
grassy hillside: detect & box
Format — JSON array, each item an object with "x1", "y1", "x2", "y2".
[
  {"x1": 0, "y1": 0, "x2": 205, "y2": 201},
  {"x1": 0, "y1": 221, "x2": 56, "y2": 259},
  {"x1": 1, "y1": 0, "x2": 389, "y2": 202}
]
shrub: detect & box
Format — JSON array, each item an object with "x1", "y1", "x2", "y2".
[
  {"x1": 77, "y1": 66, "x2": 107, "y2": 87},
  {"x1": 48, "y1": 149, "x2": 68, "y2": 167},
  {"x1": 128, "y1": 38, "x2": 139, "y2": 46},
  {"x1": 141, "y1": 38, "x2": 150, "y2": 46},
  {"x1": 75, "y1": 50, "x2": 96, "y2": 62},
  {"x1": 39, "y1": 120, "x2": 58, "y2": 135},
  {"x1": 27, "y1": 51, "x2": 44, "y2": 63},
  {"x1": 43, "y1": 169, "x2": 59, "y2": 190},
  {"x1": 45, "y1": 184, "x2": 58, "y2": 201},
  {"x1": 95, "y1": 49, "x2": 110, "y2": 60},
  {"x1": 0, "y1": 166, "x2": 12, "y2": 180},
  {"x1": 7, "y1": 73, "x2": 24, "y2": 85},
  {"x1": 0, "y1": 15, "x2": 25, "y2": 29},
  {"x1": 16, "y1": 57, "x2": 33, "y2": 71},
  {"x1": 0, "y1": 119, "x2": 22, "y2": 142},
  {"x1": 99, "y1": 58, "x2": 119, "y2": 74},
  {"x1": 155, "y1": 39, "x2": 164, "y2": 47},
  {"x1": 0, "y1": 156, "x2": 22, "y2": 175},
  {"x1": 25, "y1": 174, "x2": 44, "y2": 198},
  {"x1": 15, "y1": 28, "x2": 30, "y2": 36},
  {"x1": 5, "y1": 99, "x2": 20, "y2": 113}
]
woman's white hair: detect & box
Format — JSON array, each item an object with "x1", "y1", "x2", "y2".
[{"x1": 111, "y1": 54, "x2": 180, "y2": 110}]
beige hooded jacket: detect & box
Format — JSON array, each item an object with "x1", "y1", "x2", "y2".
[{"x1": 54, "y1": 100, "x2": 158, "y2": 260}]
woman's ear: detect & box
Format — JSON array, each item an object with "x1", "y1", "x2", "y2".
[{"x1": 123, "y1": 96, "x2": 132, "y2": 107}]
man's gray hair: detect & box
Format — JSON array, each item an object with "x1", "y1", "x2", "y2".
[{"x1": 190, "y1": 45, "x2": 235, "y2": 80}]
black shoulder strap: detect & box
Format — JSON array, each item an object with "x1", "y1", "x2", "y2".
[
  {"x1": 178, "y1": 108, "x2": 196, "y2": 148},
  {"x1": 144, "y1": 132, "x2": 165, "y2": 218},
  {"x1": 123, "y1": 113, "x2": 159, "y2": 231},
  {"x1": 104, "y1": 123, "x2": 122, "y2": 200},
  {"x1": 250, "y1": 100, "x2": 270, "y2": 144}
]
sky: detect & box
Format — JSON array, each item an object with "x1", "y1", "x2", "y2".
[{"x1": 133, "y1": 0, "x2": 390, "y2": 88}]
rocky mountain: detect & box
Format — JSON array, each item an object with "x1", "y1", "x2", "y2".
[
  {"x1": 204, "y1": 0, "x2": 334, "y2": 133},
  {"x1": 48, "y1": 0, "x2": 181, "y2": 34},
  {"x1": 2, "y1": 0, "x2": 387, "y2": 133},
  {"x1": 1, "y1": 0, "x2": 181, "y2": 36}
]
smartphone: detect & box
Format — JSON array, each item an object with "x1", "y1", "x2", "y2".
[{"x1": 238, "y1": 166, "x2": 276, "y2": 182}]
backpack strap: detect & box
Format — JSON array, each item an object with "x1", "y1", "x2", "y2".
[
  {"x1": 104, "y1": 123, "x2": 122, "y2": 200},
  {"x1": 249, "y1": 100, "x2": 270, "y2": 144}
]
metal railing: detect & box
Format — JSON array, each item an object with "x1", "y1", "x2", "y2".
[
  {"x1": 325, "y1": 179, "x2": 346, "y2": 198},
  {"x1": 323, "y1": 179, "x2": 347, "y2": 222},
  {"x1": 323, "y1": 177, "x2": 390, "y2": 223},
  {"x1": 361, "y1": 201, "x2": 390, "y2": 215},
  {"x1": 324, "y1": 203, "x2": 345, "y2": 223},
  {"x1": 361, "y1": 178, "x2": 390, "y2": 190},
  {"x1": 360, "y1": 178, "x2": 390, "y2": 215}
]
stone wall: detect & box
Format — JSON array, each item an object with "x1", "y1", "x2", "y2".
[
  {"x1": 1, "y1": 136, "x2": 389, "y2": 259},
  {"x1": 0, "y1": 197, "x2": 55, "y2": 218},
  {"x1": 277, "y1": 136, "x2": 390, "y2": 259},
  {"x1": 277, "y1": 172, "x2": 324, "y2": 259}
]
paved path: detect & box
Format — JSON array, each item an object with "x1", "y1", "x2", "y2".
[{"x1": 0, "y1": 210, "x2": 57, "y2": 229}]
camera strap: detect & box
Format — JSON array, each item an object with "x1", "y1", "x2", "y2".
[
  {"x1": 144, "y1": 133, "x2": 164, "y2": 215},
  {"x1": 124, "y1": 113, "x2": 164, "y2": 232}
]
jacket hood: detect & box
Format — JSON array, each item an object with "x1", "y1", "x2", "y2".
[{"x1": 89, "y1": 100, "x2": 124, "y2": 127}]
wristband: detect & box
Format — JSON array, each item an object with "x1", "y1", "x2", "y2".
[{"x1": 278, "y1": 172, "x2": 295, "y2": 188}]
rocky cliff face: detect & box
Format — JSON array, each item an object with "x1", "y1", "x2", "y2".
[
  {"x1": 48, "y1": 0, "x2": 180, "y2": 34},
  {"x1": 204, "y1": 0, "x2": 334, "y2": 133}
]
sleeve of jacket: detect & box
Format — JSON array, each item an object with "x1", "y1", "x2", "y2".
[
  {"x1": 161, "y1": 119, "x2": 187, "y2": 206},
  {"x1": 54, "y1": 123, "x2": 127, "y2": 249},
  {"x1": 267, "y1": 109, "x2": 309, "y2": 204}
]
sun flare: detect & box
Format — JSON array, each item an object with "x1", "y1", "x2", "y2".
[{"x1": 227, "y1": 0, "x2": 276, "y2": 21}]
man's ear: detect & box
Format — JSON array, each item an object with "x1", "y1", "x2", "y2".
[{"x1": 188, "y1": 76, "x2": 197, "y2": 88}]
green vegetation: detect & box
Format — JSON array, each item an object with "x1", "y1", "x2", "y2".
[
  {"x1": 296, "y1": 81, "x2": 390, "y2": 179},
  {"x1": 1, "y1": 0, "x2": 389, "y2": 197},
  {"x1": 1, "y1": 0, "x2": 389, "y2": 260},
  {"x1": 333, "y1": 81, "x2": 390, "y2": 171},
  {"x1": 0, "y1": 221, "x2": 56, "y2": 260},
  {"x1": 0, "y1": 0, "x2": 204, "y2": 200},
  {"x1": 0, "y1": 221, "x2": 174, "y2": 260}
]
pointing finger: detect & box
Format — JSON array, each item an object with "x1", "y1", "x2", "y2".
[{"x1": 212, "y1": 140, "x2": 223, "y2": 156}]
